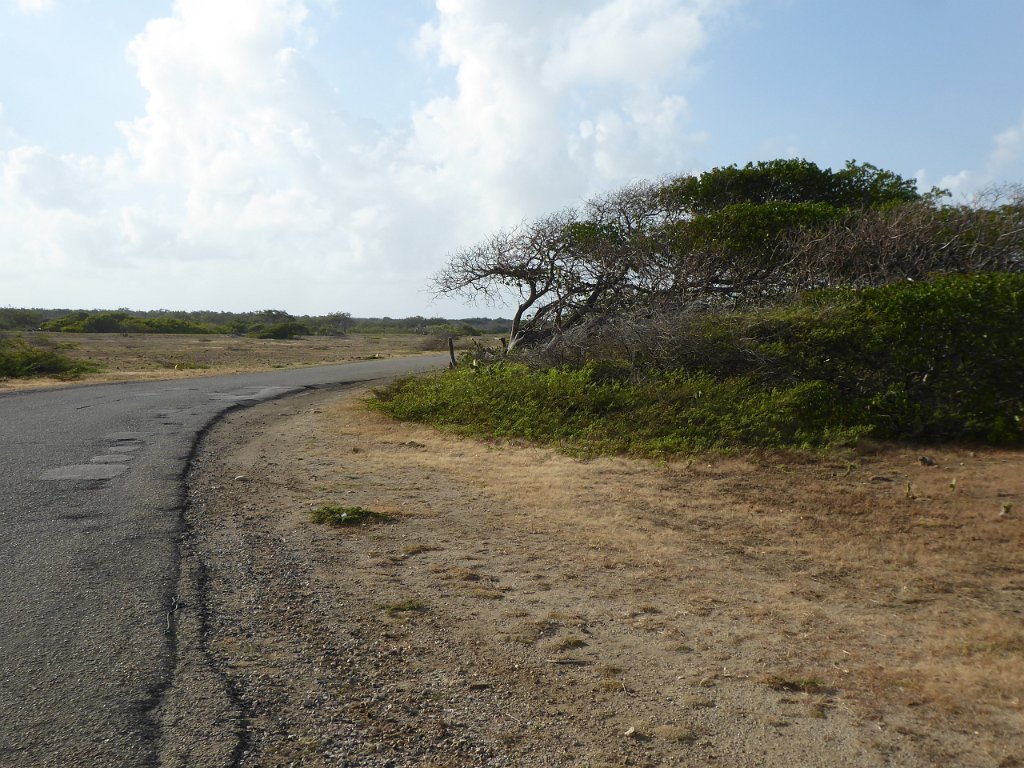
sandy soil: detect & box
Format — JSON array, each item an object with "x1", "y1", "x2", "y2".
[{"x1": 171, "y1": 386, "x2": 1023, "y2": 767}]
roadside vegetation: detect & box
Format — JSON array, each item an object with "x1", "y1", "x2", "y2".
[
  {"x1": 373, "y1": 159, "x2": 1024, "y2": 453},
  {"x1": 0, "y1": 337, "x2": 96, "y2": 380}
]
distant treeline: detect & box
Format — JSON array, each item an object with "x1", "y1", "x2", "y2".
[{"x1": 0, "y1": 308, "x2": 509, "y2": 339}]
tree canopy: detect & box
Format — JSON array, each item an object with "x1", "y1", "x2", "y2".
[
  {"x1": 434, "y1": 159, "x2": 1021, "y2": 347},
  {"x1": 659, "y1": 158, "x2": 929, "y2": 215}
]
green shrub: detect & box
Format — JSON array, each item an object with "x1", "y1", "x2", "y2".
[
  {"x1": 748, "y1": 273, "x2": 1024, "y2": 441},
  {"x1": 0, "y1": 338, "x2": 97, "y2": 379},
  {"x1": 40, "y1": 311, "x2": 217, "y2": 334},
  {"x1": 372, "y1": 274, "x2": 1024, "y2": 453},
  {"x1": 250, "y1": 322, "x2": 308, "y2": 339}
]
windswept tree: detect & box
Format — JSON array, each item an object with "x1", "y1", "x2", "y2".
[
  {"x1": 432, "y1": 183, "x2": 668, "y2": 348},
  {"x1": 653, "y1": 159, "x2": 943, "y2": 302},
  {"x1": 432, "y1": 211, "x2": 572, "y2": 348},
  {"x1": 432, "y1": 159, "x2": 1024, "y2": 350}
]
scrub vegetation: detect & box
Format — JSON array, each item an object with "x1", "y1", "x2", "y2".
[
  {"x1": 0, "y1": 337, "x2": 96, "y2": 380},
  {"x1": 373, "y1": 159, "x2": 1024, "y2": 452},
  {"x1": 1, "y1": 307, "x2": 505, "y2": 340}
]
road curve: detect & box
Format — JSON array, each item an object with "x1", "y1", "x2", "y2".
[{"x1": 0, "y1": 355, "x2": 447, "y2": 767}]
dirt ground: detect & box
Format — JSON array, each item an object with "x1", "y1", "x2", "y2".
[
  {"x1": 169, "y1": 386, "x2": 1023, "y2": 767},
  {"x1": 0, "y1": 332, "x2": 449, "y2": 391}
]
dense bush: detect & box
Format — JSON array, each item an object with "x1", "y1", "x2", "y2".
[
  {"x1": 373, "y1": 274, "x2": 1024, "y2": 452},
  {"x1": 0, "y1": 338, "x2": 96, "y2": 379},
  {"x1": 42, "y1": 311, "x2": 217, "y2": 334},
  {"x1": 250, "y1": 322, "x2": 309, "y2": 339},
  {"x1": 760, "y1": 273, "x2": 1024, "y2": 442},
  {"x1": 0, "y1": 309, "x2": 47, "y2": 331}
]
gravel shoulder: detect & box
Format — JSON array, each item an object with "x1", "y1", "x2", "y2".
[{"x1": 160, "y1": 386, "x2": 1024, "y2": 767}]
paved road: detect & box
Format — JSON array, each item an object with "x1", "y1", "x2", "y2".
[{"x1": 0, "y1": 356, "x2": 447, "y2": 767}]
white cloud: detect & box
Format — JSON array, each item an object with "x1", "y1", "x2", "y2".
[
  {"x1": 925, "y1": 112, "x2": 1024, "y2": 200},
  {"x1": 0, "y1": 0, "x2": 731, "y2": 314},
  {"x1": 14, "y1": 0, "x2": 56, "y2": 16},
  {"x1": 937, "y1": 169, "x2": 973, "y2": 196},
  {"x1": 543, "y1": 0, "x2": 711, "y2": 90},
  {"x1": 988, "y1": 113, "x2": 1024, "y2": 177},
  {"x1": 403, "y1": 0, "x2": 718, "y2": 227}
]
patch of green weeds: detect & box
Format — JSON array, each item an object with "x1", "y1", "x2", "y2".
[
  {"x1": 381, "y1": 599, "x2": 427, "y2": 616},
  {"x1": 310, "y1": 504, "x2": 389, "y2": 527},
  {"x1": 0, "y1": 338, "x2": 97, "y2": 379}
]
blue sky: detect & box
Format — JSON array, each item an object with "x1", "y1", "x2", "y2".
[{"x1": 1, "y1": 0, "x2": 1022, "y2": 316}]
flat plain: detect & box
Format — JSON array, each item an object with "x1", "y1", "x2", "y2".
[{"x1": 0, "y1": 331, "x2": 450, "y2": 390}]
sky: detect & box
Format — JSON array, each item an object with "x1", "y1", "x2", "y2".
[{"x1": 1, "y1": 0, "x2": 1022, "y2": 318}]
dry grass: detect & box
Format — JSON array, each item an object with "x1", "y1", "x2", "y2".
[
  {"x1": 184, "y1": 382, "x2": 1024, "y2": 765},
  {"x1": 314, "y1": 392, "x2": 1024, "y2": 760}
]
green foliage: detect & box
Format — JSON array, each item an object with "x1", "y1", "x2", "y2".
[
  {"x1": 750, "y1": 273, "x2": 1024, "y2": 442},
  {"x1": 42, "y1": 311, "x2": 218, "y2": 334},
  {"x1": 0, "y1": 308, "x2": 47, "y2": 331},
  {"x1": 30, "y1": 308, "x2": 507, "y2": 336},
  {"x1": 0, "y1": 338, "x2": 97, "y2": 379},
  {"x1": 653, "y1": 161, "x2": 959, "y2": 301},
  {"x1": 665, "y1": 200, "x2": 848, "y2": 277},
  {"x1": 373, "y1": 274, "x2": 1024, "y2": 453},
  {"x1": 661, "y1": 158, "x2": 927, "y2": 215},
  {"x1": 250, "y1": 321, "x2": 309, "y2": 339},
  {"x1": 310, "y1": 505, "x2": 388, "y2": 526},
  {"x1": 422, "y1": 322, "x2": 481, "y2": 338},
  {"x1": 371, "y1": 363, "x2": 862, "y2": 455}
]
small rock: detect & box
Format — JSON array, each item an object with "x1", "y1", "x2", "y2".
[{"x1": 624, "y1": 726, "x2": 636, "y2": 737}]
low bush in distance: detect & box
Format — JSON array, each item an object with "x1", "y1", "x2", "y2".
[{"x1": 249, "y1": 322, "x2": 309, "y2": 340}]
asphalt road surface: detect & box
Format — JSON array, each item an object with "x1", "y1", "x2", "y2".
[{"x1": 0, "y1": 356, "x2": 447, "y2": 767}]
